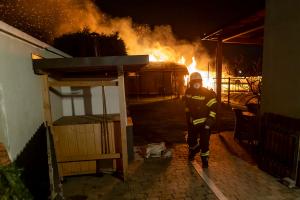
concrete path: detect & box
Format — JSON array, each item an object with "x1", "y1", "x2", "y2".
[{"x1": 63, "y1": 132, "x2": 300, "y2": 200}]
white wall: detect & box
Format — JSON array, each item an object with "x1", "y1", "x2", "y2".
[
  {"x1": 0, "y1": 21, "x2": 69, "y2": 160},
  {"x1": 262, "y1": 0, "x2": 300, "y2": 118},
  {"x1": 62, "y1": 86, "x2": 120, "y2": 116}
]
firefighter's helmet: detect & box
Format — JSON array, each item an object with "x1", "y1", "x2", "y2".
[{"x1": 190, "y1": 72, "x2": 202, "y2": 82}]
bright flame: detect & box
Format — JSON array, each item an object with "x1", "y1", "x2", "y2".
[
  {"x1": 178, "y1": 56, "x2": 186, "y2": 65},
  {"x1": 187, "y1": 57, "x2": 197, "y2": 73},
  {"x1": 181, "y1": 57, "x2": 215, "y2": 90},
  {"x1": 149, "y1": 51, "x2": 169, "y2": 62},
  {"x1": 148, "y1": 49, "x2": 215, "y2": 90},
  {"x1": 149, "y1": 54, "x2": 157, "y2": 62}
]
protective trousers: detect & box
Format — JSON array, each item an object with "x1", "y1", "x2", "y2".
[{"x1": 187, "y1": 124, "x2": 210, "y2": 157}]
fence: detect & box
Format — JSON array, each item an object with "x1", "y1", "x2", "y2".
[{"x1": 259, "y1": 113, "x2": 300, "y2": 187}]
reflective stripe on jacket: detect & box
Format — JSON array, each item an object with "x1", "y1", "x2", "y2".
[{"x1": 184, "y1": 86, "x2": 217, "y2": 127}]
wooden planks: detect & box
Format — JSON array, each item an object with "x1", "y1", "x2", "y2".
[
  {"x1": 52, "y1": 122, "x2": 119, "y2": 177},
  {"x1": 41, "y1": 72, "x2": 130, "y2": 179}
]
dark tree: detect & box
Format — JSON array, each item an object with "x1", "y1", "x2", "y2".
[{"x1": 53, "y1": 28, "x2": 127, "y2": 57}]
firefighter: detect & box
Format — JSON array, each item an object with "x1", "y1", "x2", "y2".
[{"x1": 184, "y1": 72, "x2": 217, "y2": 168}]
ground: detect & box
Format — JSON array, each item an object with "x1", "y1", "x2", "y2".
[
  {"x1": 63, "y1": 98, "x2": 300, "y2": 200},
  {"x1": 128, "y1": 97, "x2": 235, "y2": 145}
]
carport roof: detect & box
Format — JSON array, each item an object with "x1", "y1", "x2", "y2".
[
  {"x1": 33, "y1": 55, "x2": 149, "y2": 80},
  {"x1": 202, "y1": 10, "x2": 265, "y2": 45}
]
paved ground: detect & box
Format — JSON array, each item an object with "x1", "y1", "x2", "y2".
[
  {"x1": 63, "y1": 132, "x2": 300, "y2": 200},
  {"x1": 129, "y1": 98, "x2": 234, "y2": 145},
  {"x1": 63, "y1": 98, "x2": 300, "y2": 200},
  {"x1": 63, "y1": 144, "x2": 217, "y2": 200}
]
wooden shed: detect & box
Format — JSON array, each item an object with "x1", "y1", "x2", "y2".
[
  {"x1": 33, "y1": 55, "x2": 149, "y2": 180},
  {"x1": 125, "y1": 62, "x2": 188, "y2": 97}
]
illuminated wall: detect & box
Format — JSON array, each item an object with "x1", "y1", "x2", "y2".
[
  {"x1": 0, "y1": 21, "x2": 69, "y2": 159},
  {"x1": 262, "y1": 0, "x2": 300, "y2": 118}
]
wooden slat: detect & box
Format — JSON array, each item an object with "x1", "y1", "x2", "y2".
[
  {"x1": 94, "y1": 124, "x2": 102, "y2": 154},
  {"x1": 52, "y1": 120, "x2": 122, "y2": 177},
  {"x1": 59, "y1": 161, "x2": 96, "y2": 176},
  {"x1": 57, "y1": 153, "x2": 121, "y2": 162},
  {"x1": 86, "y1": 124, "x2": 96, "y2": 155},
  {"x1": 109, "y1": 122, "x2": 117, "y2": 170},
  {"x1": 110, "y1": 122, "x2": 115, "y2": 153},
  {"x1": 41, "y1": 75, "x2": 52, "y2": 125},
  {"x1": 114, "y1": 122, "x2": 123, "y2": 173},
  {"x1": 48, "y1": 80, "x2": 118, "y2": 87},
  {"x1": 118, "y1": 73, "x2": 128, "y2": 180}
]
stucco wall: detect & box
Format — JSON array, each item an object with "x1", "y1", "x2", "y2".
[
  {"x1": 262, "y1": 0, "x2": 300, "y2": 118},
  {"x1": 0, "y1": 21, "x2": 69, "y2": 159}
]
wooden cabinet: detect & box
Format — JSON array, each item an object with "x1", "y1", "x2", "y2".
[{"x1": 51, "y1": 115, "x2": 122, "y2": 177}]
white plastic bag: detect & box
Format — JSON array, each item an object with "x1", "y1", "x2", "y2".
[{"x1": 146, "y1": 142, "x2": 166, "y2": 158}]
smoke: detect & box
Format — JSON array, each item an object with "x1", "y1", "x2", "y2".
[{"x1": 1, "y1": 0, "x2": 213, "y2": 70}]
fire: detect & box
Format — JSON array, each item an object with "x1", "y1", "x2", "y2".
[
  {"x1": 149, "y1": 51, "x2": 168, "y2": 62},
  {"x1": 182, "y1": 57, "x2": 214, "y2": 89},
  {"x1": 150, "y1": 52, "x2": 215, "y2": 90},
  {"x1": 178, "y1": 56, "x2": 186, "y2": 65}
]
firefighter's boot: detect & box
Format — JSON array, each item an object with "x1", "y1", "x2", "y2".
[
  {"x1": 201, "y1": 156, "x2": 209, "y2": 168},
  {"x1": 188, "y1": 151, "x2": 195, "y2": 161},
  {"x1": 188, "y1": 145, "x2": 200, "y2": 161}
]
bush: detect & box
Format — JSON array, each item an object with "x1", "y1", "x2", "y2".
[{"x1": 0, "y1": 164, "x2": 33, "y2": 200}]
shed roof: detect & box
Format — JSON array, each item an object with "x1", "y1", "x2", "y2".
[
  {"x1": 33, "y1": 55, "x2": 149, "y2": 80},
  {"x1": 142, "y1": 62, "x2": 188, "y2": 73}
]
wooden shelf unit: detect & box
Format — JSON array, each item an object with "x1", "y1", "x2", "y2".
[{"x1": 41, "y1": 76, "x2": 129, "y2": 180}]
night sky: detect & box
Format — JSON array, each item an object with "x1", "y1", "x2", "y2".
[
  {"x1": 95, "y1": 0, "x2": 265, "y2": 69},
  {"x1": 96, "y1": 0, "x2": 265, "y2": 41}
]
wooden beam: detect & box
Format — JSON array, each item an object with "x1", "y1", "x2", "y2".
[
  {"x1": 222, "y1": 26, "x2": 264, "y2": 43},
  {"x1": 48, "y1": 80, "x2": 118, "y2": 87},
  {"x1": 33, "y1": 55, "x2": 149, "y2": 73},
  {"x1": 41, "y1": 75, "x2": 53, "y2": 125},
  {"x1": 57, "y1": 153, "x2": 121, "y2": 162},
  {"x1": 118, "y1": 71, "x2": 129, "y2": 180}
]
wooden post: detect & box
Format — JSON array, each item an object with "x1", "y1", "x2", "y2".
[
  {"x1": 41, "y1": 75, "x2": 52, "y2": 126},
  {"x1": 118, "y1": 66, "x2": 128, "y2": 180},
  {"x1": 216, "y1": 37, "x2": 223, "y2": 132}
]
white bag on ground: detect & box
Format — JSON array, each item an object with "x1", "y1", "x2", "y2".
[{"x1": 146, "y1": 142, "x2": 166, "y2": 158}]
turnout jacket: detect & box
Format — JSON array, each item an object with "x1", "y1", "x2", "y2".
[{"x1": 184, "y1": 86, "x2": 217, "y2": 128}]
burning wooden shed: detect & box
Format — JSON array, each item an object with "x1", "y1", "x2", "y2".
[
  {"x1": 32, "y1": 55, "x2": 149, "y2": 180},
  {"x1": 125, "y1": 62, "x2": 188, "y2": 97}
]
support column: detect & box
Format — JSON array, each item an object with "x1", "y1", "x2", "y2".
[
  {"x1": 216, "y1": 37, "x2": 223, "y2": 131},
  {"x1": 118, "y1": 66, "x2": 128, "y2": 180},
  {"x1": 41, "y1": 75, "x2": 52, "y2": 126}
]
